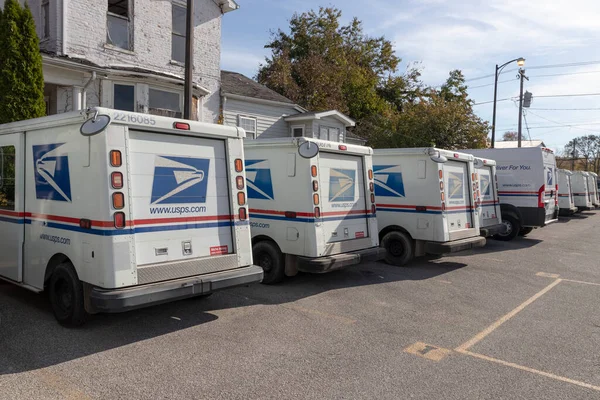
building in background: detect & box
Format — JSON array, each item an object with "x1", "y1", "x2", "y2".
[
  {"x1": 23, "y1": 0, "x2": 238, "y2": 122},
  {"x1": 220, "y1": 71, "x2": 364, "y2": 144},
  {"x1": 494, "y1": 140, "x2": 546, "y2": 148}
]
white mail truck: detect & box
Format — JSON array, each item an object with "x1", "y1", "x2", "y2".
[
  {"x1": 571, "y1": 171, "x2": 593, "y2": 211},
  {"x1": 557, "y1": 169, "x2": 577, "y2": 216},
  {"x1": 463, "y1": 147, "x2": 559, "y2": 240},
  {"x1": 473, "y1": 157, "x2": 506, "y2": 237},
  {"x1": 244, "y1": 138, "x2": 384, "y2": 284},
  {"x1": 373, "y1": 148, "x2": 485, "y2": 266},
  {"x1": 587, "y1": 172, "x2": 599, "y2": 207},
  {"x1": 0, "y1": 108, "x2": 262, "y2": 325}
]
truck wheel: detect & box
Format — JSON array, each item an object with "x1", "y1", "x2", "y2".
[
  {"x1": 519, "y1": 227, "x2": 534, "y2": 236},
  {"x1": 494, "y1": 214, "x2": 520, "y2": 241},
  {"x1": 48, "y1": 262, "x2": 88, "y2": 326},
  {"x1": 381, "y1": 231, "x2": 414, "y2": 266},
  {"x1": 253, "y1": 241, "x2": 285, "y2": 284}
]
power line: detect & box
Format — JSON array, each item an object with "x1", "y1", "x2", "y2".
[
  {"x1": 528, "y1": 107, "x2": 600, "y2": 111},
  {"x1": 528, "y1": 70, "x2": 600, "y2": 78},
  {"x1": 465, "y1": 60, "x2": 600, "y2": 83},
  {"x1": 473, "y1": 98, "x2": 511, "y2": 106},
  {"x1": 468, "y1": 77, "x2": 519, "y2": 89},
  {"x1": 474, "y1": 92, "x2": 600, "y2": 106}
]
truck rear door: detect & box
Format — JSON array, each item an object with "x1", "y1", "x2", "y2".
[
  {"x1": 543, "y1": 164, "x2": 557, "y2": 222},
  {"x1": 128, "y1": 130, "x2": 236, "y2": 271},
  {"x1": 443, "y1": 160, "x2": 474, "y2": 238},
  {"x1": 318, "y1": 152, "x2": 369, "y2": 243},
  {"x1": 478, "y1": 165, "x2": 500, "y2": 226}
]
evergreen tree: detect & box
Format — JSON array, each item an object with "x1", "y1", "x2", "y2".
[{"x1": 0, "y1": 0, "x2": 45, "y2": 124}]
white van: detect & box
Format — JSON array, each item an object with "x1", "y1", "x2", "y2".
[
  {"x1": 373, "y1": 148, "x2": 485, "y2": 266},
  {"x1": 0, "y1": 108, "x2": 262, "y2": 325},
  {"x1": 587, "y1": 172, "x2": 599, "y2": 207},
  {"x1": 462, "y1": 147, "x2": 559, "y2": 240},
  {"x1": 557, "y1": 169, "x2": 577, "y2": 215},
  {"x1": 244, "y1": 138, "x2": 384, "y2": 284},
  {"x1": 571, "y1": 171, "x2": 593, "y2": 211},
  {"x1": 473, "y1": 157, "x2": 506, "y2": 237}
]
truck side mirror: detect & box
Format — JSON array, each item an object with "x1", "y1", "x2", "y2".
[
  {"x1": 430, "y1": 152, "x2": 447, "y2": 163},
  {"x1": 298, "y1": 141, "x2": 319, "y2": 159}
]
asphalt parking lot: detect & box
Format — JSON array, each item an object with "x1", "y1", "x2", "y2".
[{"x1": 1, "y1": 212, "x2": 600, "y2": 400}]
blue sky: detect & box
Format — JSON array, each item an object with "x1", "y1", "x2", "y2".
[{"x1": 221, "y1": 0, "x2": 600, "y2": 152}]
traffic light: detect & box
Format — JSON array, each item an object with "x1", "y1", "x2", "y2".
[{"x1": 523, "y1": 91, "x2": 533, "y2": 108}]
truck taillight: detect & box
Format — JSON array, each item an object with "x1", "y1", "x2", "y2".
[
  {"x1": 439, "y1": 170, "x2": 443, "y2": 179},
  {"x1": 236, "y1": 176, "x2": 244, "y2": 190},
  {"x1": 173, "y1": 122, "x2": 190, "y2": 130},
  {"x1": 313, "y1": 193, "x2": 320, "y2": 205},
  {"x1": 371, "y1": 204, "x2": 376, "y2": 214},
  {"x1": 111, "y1": 172, "x2": 123, "y2": 189},
  {"x1": 538, "y1": 184, "x2": 546, "y2": 208},
  {"x1": 369, "y1": 182, "x2": 374, "y2": 192},
  {"x1": 110, "y1": 150, "x2": 122, "y2": 167},
  {"x1": 311, "y1": 165, "x2": 318, "y2": 177},
  {"x1": 114, "y1": 212, "x2": 126, "y2": 229},
  {"x1": 239, "y1": 207, "x2": 247, "y2": 220},
  {"x1": 234, "y1": 159, "x2": 243, "y2": 172},
  {"x1": 368, "y1": 169, "x2": 373, "y2": 180},
  {"x1": 555, "y1": 184, "x2": 559, "y2": 205},
  {"x1": 314, "y1": 207, "x2": 321, "y2": 218},
  {"x1": 370, "y1": 193, "x2": 375, "y2": 203},
  {"x1": 112, "y1": 192, "x2": 125, "y2": 209},
  {"x1": 442, "y1": 202, "x2": 446, "y2": 211},
  {"x1": 313, "y1": 180, "x2": 319, "y2": 191},
  {"x1": 472, "y1": 173, "x2": 475, "y2": 181},
  {"x1": 237, "y1": 192, "x2": 246, "y2": 206},
  {"x1": 441, "y1": 192, "x2": 445, "y2": 201},
  {"x1": 440, "y1": 181, "x2": 444, "y2": 191},
  {"x1": 338, "y1": 145, "x2": 347, "y2": 150}
]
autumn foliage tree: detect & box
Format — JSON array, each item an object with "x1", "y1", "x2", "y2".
[{"x1": 257, "y1": 7, "x2": 488, "y2": 150}]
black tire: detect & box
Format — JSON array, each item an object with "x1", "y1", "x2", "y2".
[
  {"x1": 519, "y1": 227, "x2": 534, "y2": 236},
  {"x1": 494, "y1": 214, "x2": 520, "y2": 241},
  {"x1": 381, "y1": 231, "x2": 414, "y2": 266},
  {"x1": 48, "y1": 262, "x2": 88, "y2": 326},
  {"x1": 253, "y1": 241, "x2": 285, "y2": 284}
]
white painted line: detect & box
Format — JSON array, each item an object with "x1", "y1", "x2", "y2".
[
  {"x1": 563, "y1": 279, "x2": 600, "y2": 287},
  {"x1": 536, "y1": 272, "x2": 560, "y2": 279},
  {"x1": 456, "y1": 279, "x2": 562, "y2": 352},
  {"x1": 459, "y1": 350, "x2": 600, "y2": 392}
]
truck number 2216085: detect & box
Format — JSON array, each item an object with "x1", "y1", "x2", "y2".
[{"x1": 113, "y1": 112, "x2": 156, "y2": 126}]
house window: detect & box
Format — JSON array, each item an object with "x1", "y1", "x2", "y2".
[
  {"x1": 149, "y1": 88, "x2": 182, "y2": 118},
  {"x1": 172, "y1": 3, "x2": 186, "y2": 63},
  {"x1": 319, "y1": 126, "x2": 340, "y2": 142},
  {"x1": 238, "y1": 116, "x2": 257, "y2": 139},
  {"x1": 107, "y1": 0, "x2": 131, "y2": 50},
  {"x1": 0, "y1": 146, "x2": 16, "y2": 211},
  {"x1": 42, "y1": 0, "x2": 49, "y2": 38},
  {"x1": 113, "y1": 84, "x2": 135, "y2": 112},
  {"x1": 291, "y1": 126, "x2": 304, "y2": 138}
]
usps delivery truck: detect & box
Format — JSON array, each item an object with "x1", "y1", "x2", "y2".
[
  {"x1": 373, "y1": 148, "x2": 486, "y2": 266},
  {"x1": 557, "y1": 169, "x2": 577, "y2": 216},
  {"x1": 473, "y1": 157, "x2": 506, "y2": 237},
  {"x1": 463, "y1": 147, "x2": 559, "y2": 240},
  {"x1": 244, "y1": 138, "x2": 384, "y2": 284},
  {"x1": 587, "y1": 172, "x2": 599, "y2": 207},
  {"x1": 0, "y1": 108, "x2": 262, "y2": 325},
  {"x1": 571, "y1": 171, "x2": 593, "y2": 211}
]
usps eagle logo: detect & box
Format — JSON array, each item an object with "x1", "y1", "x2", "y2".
[
  {"x1": 448, "y1": 172, "x2": 464, "y2": 199},
  {"x1": 329, "y1": 168, "x2": 355, "y2": 202},
  {"x1": 245, "y1": 159, "x2": 274, "y2": 200},
  {"x1": 150, "y1": 156, "x2": 210, "y2": 204},
  {"x1": 480, "y1": 174, "x2": 491, "y2": 197},
  {"x1": 373, "y1": 165, "x2": 405, "y2": 197},
  {"x1": 33, "y1": 143, "x2": 72, "y2": 202}
]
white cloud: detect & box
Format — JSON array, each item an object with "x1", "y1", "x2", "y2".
[{"x1": 221, "y1": 48, "x2": 266, "y2": 78}]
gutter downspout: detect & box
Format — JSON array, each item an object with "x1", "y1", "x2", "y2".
[
  {"x1": 62, "y1": 0, "x2": 68, "y2": 55},
  {"x1": 81, "y1": 72, "x2": 97, "y2": 110}
]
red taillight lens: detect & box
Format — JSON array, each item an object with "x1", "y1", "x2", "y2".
[
  {"x1": 112, "y1": 192, "x2": 125, "y2": 209},
  {"x1": 237, "y1": 192, "x2": 246, "y2": 206},
  {"x1": 441, "y1": 192, "x2": 445, "y2": 201},
  {"x1": 235, "y1": 159, "x2": 243, "y2": 172},
  {"x1": 369, "y1": 182, "x2": 374, "y2": 192},
  {"x1": 285, "y1": 211, "x2": 297, "y2": 219},
  {"x1": 371, "y1": 204, "x2": 376, "y2": 214},
  {"x1": 439, "y1": 170, "x2": 443, "y2": 179},
  {"x1": 440, "y1": 181, "x2": 444, "y2": 191},
  {"x1": 110, "y1": 150, "x2": 122, "y2": 167},
  {"x1": 472, "y1": 173, "x2": 475, "y2": 181},
  {"x1": 538, "y1": 184, "x2": 545, "y2": 208},
  {"x1": 313, "y1": 193, "x2": 320, "y2": 205},
  {"x1": 174, "y1": 122, "x2": 190, "y2": 130},
  {"x1": 368, "y1": 169, "x2": 373, "y2": 180},
  {"x1": 236, "y1": 176, "x2": 244, "y2": 190},
  {"x1": 313, "y1": 180, "x2": 319, "y2": 191},
  {"x1": 239, "y1": 207, "x2": 247, "y2": 220},
  {"x1": 441, "y1": 202, "x2": 446, "y2": 211},
  {"x1": 314, "y1": 207, "x2": 321, "y2": 218},
  {"x1": 111, "y1": 172, "x2": 123, "y2": 189},
  {"x1": 311, "y1": 165, "x2": 318, "y2": 177},
  {"x1": 370, "y1": 193, "x2": 375, "y2": 203},
  {"x1": 338, "y1": 145, "x2": 347, "y2": 150},
  {"x1": 114, "y1": 212, "x2": 126, "y2": 229},
  {"x1": 79, "y1": 219, "x2": 91, "y2": 229}
]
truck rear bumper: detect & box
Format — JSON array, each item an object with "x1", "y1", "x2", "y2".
[
  {"x1": 87, "y1": 265, "x2": 263, "y2": 313},
  {"x1": 297, "y1": 247, "x2": 386, "y2": 274},
  {"x1": 480, "y1": 223, "x2": 507, "y2": 237},
  {"x1": 559, "y1": 207, "x2": 578, "y2": 216},
  {"x1": 425, "y1": 236, "x2": 486, "y2": 255}
]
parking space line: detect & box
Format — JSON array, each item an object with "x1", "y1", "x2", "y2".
[
  {"x1": 536, "y1": 272, "x2": 560, "y2": 278},
  {"x1": 459, "y1": 350, "x2": 600, "y2": 393},
  {"x1": 404, "y1": 342, "x2": 452, "y2": 362},
  {"x1": 456, "y1": 279, "x2": 562, "y2": 352},
  {"x1": 283, "y1": 304, "x2": 357, "y2": 325},
  {"x1": 563, "y1": 279, "x2": 600, "y2": 287}
]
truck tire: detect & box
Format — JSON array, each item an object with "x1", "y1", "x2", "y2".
[
  {"x1": 253, "y1": 241, "x2": 285, "y2": 284},
  {"x1": 494, "y1": 214, "x2": 520, "y2": 241},
  {"x1": 519, "y1": 227, "x2": 534, "y2": 236},
  {"x1": 48, "y1": 262, "x2": 88, "y2": 326},
  {"x1": 381, "y1": 231, "x2": 414, "y2": 266}
]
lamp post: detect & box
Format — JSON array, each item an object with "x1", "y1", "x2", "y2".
[
  {"x1": 183, "y1": 0, "x2": 195, "y2": 120},
  {"x1": 491, "y1": 57, "x2": 525, "y2": 148}
]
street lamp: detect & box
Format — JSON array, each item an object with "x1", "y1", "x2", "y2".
[{"x1": 491, "y1": 57, "x2": 525, "y2": 148}]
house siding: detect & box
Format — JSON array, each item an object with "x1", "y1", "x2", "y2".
[{"x1": 223, "y1": 98, "x2": 300, "y2": 139}]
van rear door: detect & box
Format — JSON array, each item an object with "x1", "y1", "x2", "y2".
[
  {"x1": 443, "y1": 160, "x2": 474, "y2": 238},
  {"x1": 128, "y1": 130, "x2": 236, "y2": 272},
  {"x1": 478, "y1": 165, "x2": 500, "y2": 226},
  {"x1": 543, "y1": 163, "x2": 558, "y2": 223},
  {"x1": 318, "y1": 152, "x2": 369, "y2": 243}
]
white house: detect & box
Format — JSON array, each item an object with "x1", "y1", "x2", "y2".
[
  {"x1": 21, "y1": 0, "x2": 238, "y2": 122},
  {"x1": 220, "y1": 71, "x2": 365, "y2": 144}
]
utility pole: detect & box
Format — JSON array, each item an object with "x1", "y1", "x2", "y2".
[
  {"x1": 183, "y1": 0, "x2": 195, "y2": 120},
  {"x1": 517, "y1": 68, "x2": 529, "y2": 148}
]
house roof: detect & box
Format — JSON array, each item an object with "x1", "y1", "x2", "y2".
[
  {"x1": 494, "y1": 140, "x2": 545, "y2": 148},
  {"x1": 221, "y1": 70, "x2": 295, "y2": 105},
  {"x1": 214, "y1": 0, "x2": 239, "y2": 13},
  {"x1": 284, "y1": 110, "x2": 356, "y2": 127}
]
